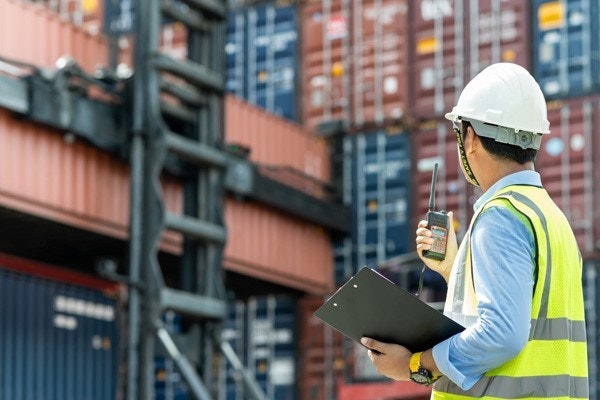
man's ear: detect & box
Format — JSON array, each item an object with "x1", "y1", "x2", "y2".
[{"x1": 465, "y1": 126, "x2": 480, "y2": 154}]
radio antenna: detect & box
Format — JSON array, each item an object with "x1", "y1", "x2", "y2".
[{"x1": 428, "y1": 162, "x2": 439, "y2": 212}]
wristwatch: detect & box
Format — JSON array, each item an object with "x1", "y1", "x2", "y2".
[{"x1": 409, "y1": 352, "x2": 439, "y2": 386}]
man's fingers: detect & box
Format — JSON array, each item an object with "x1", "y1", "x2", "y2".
[{"x1": 361, "y1": 337, "x2": 388, "y2": 354}]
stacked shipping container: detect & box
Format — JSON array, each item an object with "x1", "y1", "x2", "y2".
[
  {"x1": 0, "y1": 254, "x2": 120, "y2": 400},
  {"x1": 301, "y1": 0, "x2": 410, "y2": 131},
  {"x1": 226, "y1": 2, "x2": 298, "y2": 121},
  {"x1": 220, "y1": 295, "x2": 298, "y2": 400}
]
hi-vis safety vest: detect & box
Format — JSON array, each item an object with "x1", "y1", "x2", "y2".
[{"x1": 433, "y1": 184, "x2": 588, "y2": 400}]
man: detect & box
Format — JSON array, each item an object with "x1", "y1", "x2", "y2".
[{"x1": 361, "y1": 63, "x2": 588, "y2": 399}]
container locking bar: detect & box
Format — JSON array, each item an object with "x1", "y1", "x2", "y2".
[
  {"x1": 153, "y1": 55, "x2": 223, "y2": 92},
  {"x1": 165, "y1": 212, "x2": 226, "y2": 244},
  {"x1": 160, "y1": 288, "x2": 227, "y2": 319}
]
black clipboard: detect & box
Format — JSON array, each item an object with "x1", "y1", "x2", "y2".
[{"x1": 314, "y1": 267, "x2": 465, "y2": 353}]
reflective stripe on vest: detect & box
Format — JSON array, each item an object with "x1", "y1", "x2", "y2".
[{"x1": 434, "y1": 185, "x2": 588, "y2": 400}]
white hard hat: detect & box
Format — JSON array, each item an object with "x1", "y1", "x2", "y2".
[{"x1": 445, "y1": 63, "x2": 549, "y2": 150}]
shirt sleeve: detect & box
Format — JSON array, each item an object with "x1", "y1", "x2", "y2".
[{"x1": 432, "y1": 205, "x2": 535, "y2": 390}]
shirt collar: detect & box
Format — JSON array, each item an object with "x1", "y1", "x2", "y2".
[{"x1": 473, "y1": 170, "x2": 542, "y2": 212}]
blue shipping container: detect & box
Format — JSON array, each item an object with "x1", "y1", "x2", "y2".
[
  {"x1": 220, "y1": 295, "x2": 297, "y2": 400},
  {"x1": 343, "y1": 132, "x2": 411, "y2": 279},
  {"x1": 225, "y1": 2, "x2": 298, "y2": 121},
  {"x1": 0, "y1": 267, "x2": 119, "y2": 400},
  {"x1": 533, "y1": 0, "x2": 600, "y2": 98}
]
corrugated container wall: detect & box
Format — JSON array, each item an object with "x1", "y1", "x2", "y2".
[
  {"x1": 220, "y1": 295, "x2": 298, "y2": 400},
  {"x1": 536, "y1": 97, "x2": 600, "y2": 258},
  {"x1": 297, "y1": 296, "x2": 346, "y2": 400},
  {"x1": 533, "y1": 0, "x2": 600, "y2": 99},
  {"x1": 226, "y1": 2, "x2": 298, "y2": 122},
  {"x1": 224, "y1": 96, "x2": 334, "y2": 294},
  {"x1": 301, "y1": 0, "x2": 410, "y2": 132},
  {"x1": 0, "y1": 0, "x2": 110, "y2": 71},
  {"x1": 301, "y1": 0, "x2": 352, "y2": 132},
  {"x1": 334, "y1": 131, "x2": 411, "y2": 284},
  {"x1": 0, "y1": 254, "x2": 120, "y2": 400},
  {"x1": 0, "y1": 109, "x2": 183, "y2": 253},
  {"x1": 411, "y1": 0, "x2": 531, "y2": 120}
]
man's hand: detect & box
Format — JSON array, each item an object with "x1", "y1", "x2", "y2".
[
  {"x1": 360, "y1": 337, "x2": 412, "y2": 381},
  {"x1": 415, "y1": 211, "x2": 458, "y2": 282}
]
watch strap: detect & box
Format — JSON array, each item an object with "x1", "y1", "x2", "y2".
[{"x1": 409, "y1": 352, "x2": 423, "y2": 373}]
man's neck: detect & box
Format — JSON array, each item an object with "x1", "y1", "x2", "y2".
[{"x1": 478, "y1": 160, "x2": 535, "y2": 193}]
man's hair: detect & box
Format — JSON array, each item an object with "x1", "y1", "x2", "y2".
[{"x1": 462, "y1": 121, "x2": 538, "y2": 164}]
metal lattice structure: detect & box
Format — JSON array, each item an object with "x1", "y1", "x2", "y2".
[{"x1": 127, "y1": 1, "x2": 264, "y2": 398}]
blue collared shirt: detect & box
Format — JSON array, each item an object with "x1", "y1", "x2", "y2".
[{"x1": 432, "y1": 170, "x2": 539, "y2": 390}]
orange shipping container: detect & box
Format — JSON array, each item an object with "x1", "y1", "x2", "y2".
[
  {"x1": 223, "y1": 201, "x2": 333, "y2": 294},
  {"x1": 225, "y1": 95, "x2": 330, "y2": 182},
  {"x1": 0, "y1": 0, "x2": 110, "y2": 72},
  {"x1": 224, "y1": 97, "x2": 334, "y2": 293},
  {"x1": 0, "y1": 109, "x2": 183, "y2": 253}
]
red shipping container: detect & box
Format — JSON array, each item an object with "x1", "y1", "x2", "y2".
[
  {"x1": 301, "y1": 0, "x2": 352, "y2": 132},
  {"x1": 537, "y1": 97, "x2": 600, "y2": 258},
  {"x1": 350, "y1": 0, "x2": 409, "y2": 128},
  {"x1": 411, "y1": 0, "x2": 466, "y2": 120},
  {"x1": 0, "y1": 109, "x2": 183, "y2": 253},
  {"x1": 465, "y1": 0, "x2": 530, "y2": 80},
  {"x1": 411, "y1": 119, "x2": 477, "y2": 241},
  {"x1": 411, "y1": 0, "x2": 531, "y2": 120},
  {"x1": 301, "y1": 0, "x2": 410, "y2": 132},
  {"x1": 297, "y1": 295, "x2": 346, "y2": 400}
]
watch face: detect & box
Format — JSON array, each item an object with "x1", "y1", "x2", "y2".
[{"x1": 410, "y1": 372, "x2": 431, "y2": 385}]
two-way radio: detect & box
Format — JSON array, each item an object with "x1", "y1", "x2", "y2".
[{"x1": 422, "y1": 162, "x2": 448, "y2": 261}]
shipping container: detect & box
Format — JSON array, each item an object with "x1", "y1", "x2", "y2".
[
  {"x1": 0, "y1": 0, "x2": 110, "y2": 71},
  {"x1": 411, "y1": 0, "x2": 466, "y2": 120},
  {"x1": 0, "y1": 253, "x2": 121, "y2": 400},
  {"x1": 350, "y1": 0, "x2": 410, "y2": 128},
  {"x1": 536, "y1": 97, "x2": 600, "y2": 258},
  {"x1": 336, "y1": 380, "x2": 432, "y2": 400},
  {"x1": 297, "y1": 295, "x2": 346, "y2": 400},
  {"x1": 225, "y1": 95, "x2": 330, "y2": 182},
  {"x1": 301, "y1": 0, "x2": 352, "y2": 132},
  {"x1": 411, "y1": 0, "x2": 531, "y2": 120},
  {"x1": 223, "y1": 200, "x2": 334, "y2": 294},
  {"x1": 0, "y1": 109, "x2": 183, "y2": 253},
  {"x1": 465, "y1": 0, "x2": 531, "y2": 79},
  {"x1": 331, "y1": 130, "x2": 413, "y2": 285},
  {"x1": 223, "y1": 96, "x2": 335, "y2": 293},
  {"x1": 225, "y1": 2, "x2": 299, "y2": 121},
  {"x1": 155, "y1": 311, "x2": 189, "y2": 400},
  {"x1": 533, "y1": 0, "x2": 600, "y2": 99},
  {"x1": 301, "y1": 0, "x2": 409, "y2": 131},
  {"x1": 220, "y1": 294, "x2": 298, "y2": 400}
]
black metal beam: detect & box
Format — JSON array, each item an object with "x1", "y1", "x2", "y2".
[{"x1": 0, "y1": 70, "x2": 349, "y2": 234}]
